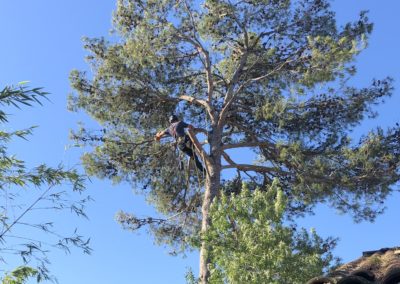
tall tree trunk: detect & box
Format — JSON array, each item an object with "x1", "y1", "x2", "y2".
[{"x1": 199, "y1": 129, "x2": 221, "y2": 284}]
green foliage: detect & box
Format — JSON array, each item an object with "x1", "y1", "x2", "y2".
[
  {"x1": 0, "y1": 82, "x2": 48, "y2": 123},
  {"x1": 0, "y1": 84, "x2": 90, "y2": 282},
  {"x1": 1, "y1": 267, "x2": 38, "y2": 284},
  {"x1": 205, "y1": 181, "x2": 339, "y2": 284},
  {"x1": 69, "y1": 0, "x2": 399, "y2": 263},
  {"x1": 185, "y1": 267, "x2": 197, "y2": 284}
]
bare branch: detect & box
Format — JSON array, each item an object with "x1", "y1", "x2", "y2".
[
  {"x1": 170, "y1": 22, "x2": 215, "y2": 119},
  {"x1": 178, "y1": 95, "x2": 213, "y2": 115},
  {"x1": 187, "y1": 128, "x2": 212, "y2": 167},
  {"x1": 182, "y1": 0, "x2": 200, "y2": 41},
  {"x1": 239, "y1": 50, "x2": 305, "y2": 98},
  {"x1": 193, "y1": 127, "x2": 208, "y2": 135},
  {"x1": 239, "y1": 56, "x2": 298, "y2": 88},
  {"x1": 219, "y1": 48, "x2": 306, "y2": 129},
  {"x1": 222, "y1": 151, "x2": 236, "y2": 166},
  {"x1": 0, "y1": 185, "x2": 55, "y2": 239},
  {"x1": 219, "y1": 53, "x2": 249, "y2": 128},
  {"x1": 221, "y1": 141, "x2": 273, "y2": 151},
  {"x1": 225, "y1": 120, "x2": 259, "y2": 142},
  {"x1": 221, "y1": 150, "x2": 287, "y2": 176},
  {"x1": 222, "y1": 163, "x2": 288, "y2": 175}
]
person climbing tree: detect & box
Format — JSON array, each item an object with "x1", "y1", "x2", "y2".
[
  {"x1": 70, "y1": 1, "x2": 400, "y2": 282},
  {"x1": 155, "y1": 115, "x2": 205, "y2": 173}
]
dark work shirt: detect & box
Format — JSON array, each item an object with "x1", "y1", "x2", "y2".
[{"x1": 165, "y1": 121, "x2": 189, "y2": 139}]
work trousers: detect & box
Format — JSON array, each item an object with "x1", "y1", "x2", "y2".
[{"x1": 177, "y1": 138, "x2": 205, "y2": 173}]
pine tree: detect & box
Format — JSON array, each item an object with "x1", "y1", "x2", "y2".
[{"x1": 69, "y1": 1, "x2": 399, "y2": 282}]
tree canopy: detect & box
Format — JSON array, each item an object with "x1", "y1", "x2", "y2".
[
  {"x1": 204, "y1": 180, "x2": 339, "y2": 284},
  {"x1": 69, "y1": 0, "x2": 399, "y2": 281}
]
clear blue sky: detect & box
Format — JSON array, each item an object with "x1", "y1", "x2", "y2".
[{"x1": 0, "y1": 1, "x2": 399, "y2": 283}]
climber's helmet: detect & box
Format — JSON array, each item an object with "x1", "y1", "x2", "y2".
[{"x1": 169, "y1": 114, "x2": 179, "y2": 124}]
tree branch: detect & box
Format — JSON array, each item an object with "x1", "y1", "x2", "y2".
[
  {"x1": 221, "y1": 151, "x2": 287, "y2": 176},
  {"x1": 169, "y1": 16, "x2": 216, "y2": 123},
  {"x1": 181, "y1": 0, "x2": 215, "y2": 106},
  {"x1": 0, "y1": 185, "x2": 55, "y2": 240},
  {"x1": 235, "y1": 49, "x2": 304, "y2": 97},
  {"x1": 219, "y1": 52, "x2": 249, "y2": 129},
  {"x1": 222, "y1": 163, "x2": 288, "y2": 175},
  {"x1": 187, "y1": 128, "x2": 212, "y2": 167},
  {"x1": 221, "y1": 141, "x2": 273, "y2": 151},
  {"x1": 178, "y1": 95, "x2": 213, "y2": 115},
  {"x1": 222, "y1": 151, "x2": 236, "y2": 166}
]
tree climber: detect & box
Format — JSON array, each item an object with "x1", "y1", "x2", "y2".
[{"x1": 155, "y1": 115, "x2": 205, "y2": 173}]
